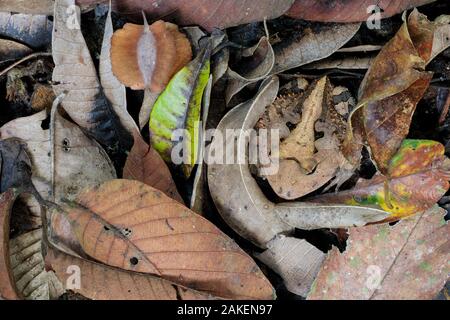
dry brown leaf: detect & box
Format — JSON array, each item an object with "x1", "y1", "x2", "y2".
[
  {"x1": 52, "y1": 179, "x2": 275, "y2": 300},
  {"x1": 272, "y1": 23, "x2": 361, "y2": 74},
  {"x1": 52, "y1": 0, "x2": 132, "y2": 154},
  {"x1": 286, "y1": 0, "x2": 436, "y2": 22},
  {"x1": 46, "y1": 247, "x2": 214, "y2": 300},
  {"x1": 123, "y1": 132, "x2": 183, "y2": 203},
  {"x1": 308, "y1": 206, "x2": 449, "y2": 300}
]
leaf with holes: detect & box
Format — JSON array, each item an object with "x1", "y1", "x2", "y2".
[
  {"x1": 310, "y1": 140, "x2": 450, "y2": 222},
  {"x1": 50, "y1": 179, "x2": 275, "y2": 300}
]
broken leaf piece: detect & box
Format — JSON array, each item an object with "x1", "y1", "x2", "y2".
[
  {"x1": 310, "y1": 140, "x2": 450, "y2": 221},
  {"x1": 150, "y1": 46, "x2": 211, "y2": 177},
  {"x1": 111, "y1": 19, "x2": 192, "y2": 92},
  {"x1": 123, "y1": 131, "x2": 183, "y2": 203},
  {"x1": 308, "y1": 206, "x2": 449, "y2": 300},
  {"x1": 52, "y1": 179, "x2": 275, "y2": 300}
]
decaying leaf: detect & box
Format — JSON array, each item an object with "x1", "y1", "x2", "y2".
[
  {"x1": 354, "y1": 10, "x2": 437, "y2": 173},
  {"x1": 286, "y1": 0, "x2": 436, "y2": 22},
  {"x1": 110, "y1": 19, "x2": 192, "y2": 92},
  {"x1": 310, "y1": 140, "x2": 450, "y2": 222},
  {"x1": 51, "y1": 179, "x2": 275, "y2": 300},
  {"x1": 46, "y1": 246, "x2": 214, "y2": 300},
  {"x1": 0, "y1": 190, "x2": 64, "y2": 300},
  {"x1": 123, "y1": 131, "x2": 183, "y2": 203},
  {"x1": 0, "y1": 12, "x2": 52, "y2": 48},
  {"x1": 52, "y1": 0, "x2": 132, "y2": 157},
  {"x1": 272, "y1": 22, "x2": 361, "y2": 74},
  {"x1": 0, "y1": 103, "x2": 117, "y2": 233},
  {"x1": 308, "y1": 206, "x2": 449, "y2": 300},
  {"x1": 150, "y1": 45, "x2": 211, "y2": 177}
]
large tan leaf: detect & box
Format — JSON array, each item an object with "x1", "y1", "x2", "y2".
[
  {"x1": 308, "y1": 206, "x2": 449, "y2": 300},
  {"x1": 53, "y1": 179, "x2": 275, "y2": 300}
]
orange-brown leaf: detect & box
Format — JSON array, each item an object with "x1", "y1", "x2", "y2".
[
  {"x1": 57, "y1": 179, "x2": 275, "y2": 300},
  {"x1": 123, "y1": 132, "x2": 183, "y2": 203}
]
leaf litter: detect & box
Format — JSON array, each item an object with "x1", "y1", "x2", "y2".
[{"x1": 0, "y1": 0, "x2": 449, "y2": 301}]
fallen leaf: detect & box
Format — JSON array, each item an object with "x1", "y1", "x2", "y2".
[
  {"x1": 308, "y1": 206, "x2": 449, "y2": 300},
  {"x1": 100, "y1": 5, "x2": 138, "y2": 135},
  {"x1": 190, "y1": 76, "x2": 213, "y2": 214},
  {"x1": 430, "y1": 15, "x2": 450, "y2": 61},
  {"x1": 0, "y1": 40, "x2": 32, "y2": 64},
  {"x1": 0, "y1": 188, "x2": 211, "y2": 300},
  {"x1": 110, "y1": 19, "x2": 192, "y2": 92},
  {"x1": 123, "y1": 131, "x2": 183, "y2": 203},
  {"x1": 355, "y1": 10, "x2": 436, "y2": 173},
  {"x1": 0, "y1": 190, "x2": 64, "y2": 300},
  {"x1": 226, "y1": 36, "x2": 275, "y2": 104},
  {"x1": 272, "y1": 22, "x2": 361, "y2": 74},
  {"x1": 150, "y1": 45, "x2": 211, "y2": 177},
  {"x1": 0, "y1": 12, "x2": 52, "y2": 48},
  {"x1": 256, "y1": 235, "x2": 325, "y2": 297},
  {"x1": 52, "y1": 179, "x2": 275, "y2": 300},
  {"x1": 0, "y1": 0, "x2": 61, "y2": 15},
  {"x1": 46, "y1": 246, "x2": 214, "y2": 300},
  {"x1": 286, "y1": 0, "x2": 436, "y2": 22},
  {"x1": 52, "y1": 0, "x2": 133, "y2": 158},
  {"x1": 310, "y1": 140, "x2": 450, "y2": 221}
]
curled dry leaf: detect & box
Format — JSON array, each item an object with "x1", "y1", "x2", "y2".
[
  {"x1": 123, "y1": 131, "x2": 183, "y2": 203},
  {"x1": 208, "y1": 77, "x2": 388, "y2": 296},
  {"x1": 150, "y1": 45, "x2": 211, "y2": 177},
  {"x1": 286, "y1": 0, "x2": 436, "y2": 22},
  {"x1": 111, "y1": 19, "x2": 192, "y2": 92},
  {"x1": 0, "y1": 12, "x2": 52, "y2": 48},
  {"x1": 226, "y1": 37, "x2": 275, "y2": 104},
  {"x1": 0, "y1": 190, "x2": 64, "y2": 300},
  {"x1": 52, "y1": 0, "x2": 132, "y2": 155},
  {"x1": 308, "y1": 206, "x2": 449, "y2": 300},
  {"x1": 310, "y1": 140, "x2": 450, "y2": 222},
  {"x1": 52, "y1": 179, "x2": 275, "y2": 300},
  {"x1": 354, "y1": 10, "x2": 437, "y2": 173}
]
